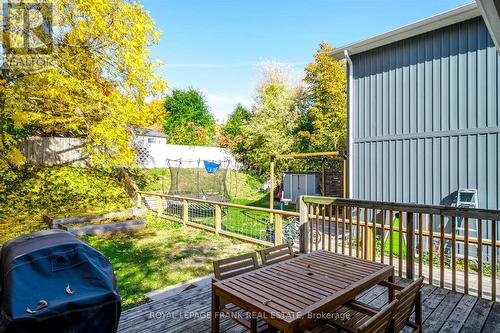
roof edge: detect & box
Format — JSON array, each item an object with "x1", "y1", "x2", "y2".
[
  {"x1": 329, "y1": 3, "x2": 480, "y2": 59},
  {"x1": 476, "y1": 0, "x2": 500, "y2": 52}
]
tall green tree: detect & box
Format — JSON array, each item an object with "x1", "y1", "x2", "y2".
[
  {"x1": 240, "y1": 63, "x2": 302, "y2": 174},
  {"x1": 219, "y1": 103, "x2": 250, "y2": 149},
  {"x1": 299, "y1": 42, "x2": 347, "y2": 152},
  {"x1": 163, "y1": 88, "x2": 215, "y2": 146}
]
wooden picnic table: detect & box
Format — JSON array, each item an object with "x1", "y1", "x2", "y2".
[{"x1": 211, "y1": 250, "x2": 394, "y2": 333}]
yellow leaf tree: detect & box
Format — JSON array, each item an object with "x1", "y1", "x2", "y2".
[
  {"x1": 300, "y1": 43, "x2": 346, "y2": 152},
  {"x1": 0, "y1": 0, "x2": 165, "y2": 169}
]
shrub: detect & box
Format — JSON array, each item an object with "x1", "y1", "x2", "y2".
[{"x1": 0, "y1": 166, "x2": 132, "y2": 244}]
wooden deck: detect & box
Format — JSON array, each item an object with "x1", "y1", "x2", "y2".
[{"x1": 118, "y1": 278, "x2": 500, "y2": 333}]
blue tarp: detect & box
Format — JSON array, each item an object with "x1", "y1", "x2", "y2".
[{"x1": 203, "y1": 160, "x2": 220, "y2": 174}]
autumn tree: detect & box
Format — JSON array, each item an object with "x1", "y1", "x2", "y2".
[
  {"x1": 0, "y1": 0, "x2": 165, "y2": 169},
  {"x1": 219, "y1": 103, "x2": 250, "y2": 149},
  {"x1": 240, "y1": 62, "x2": 303, "y2": 174},
  {"x1": 299, "y1": 43, "x2": 347, "y2": 152},
  {"x1": 163, "y1": 88, "x2": 215, "y2": 146}
]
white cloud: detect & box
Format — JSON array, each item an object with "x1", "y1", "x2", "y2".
[{"x1": 202, "y1": 90, "x2": 252, "y2": 122}]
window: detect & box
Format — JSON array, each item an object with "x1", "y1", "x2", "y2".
[{"x1": 147, "y1": 138, "x2": 156, "y2": 144}]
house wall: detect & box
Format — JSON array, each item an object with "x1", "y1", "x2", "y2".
[{"x1": 351, "y1": 16, "x2": 500, "y2": 211}]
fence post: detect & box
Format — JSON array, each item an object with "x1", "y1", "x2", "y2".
[
  {"x1": 215, "y1": 204, "x2": 222, "y2": 235},
  {"x1": 406, "y1": 212, "x2": 415, "y2": 279},
  {"x1": 136, "y1": 193, "x2": 142, "y2": 208},
  {"x1": 299, "y1": 196, "x2": 309, "y2": 253},
  {"x1": 274, "y1": 213, "x2": 283, "y2": 245},
  {"x1": 182, "y1": 199, "x2": 189, "y2": 226},
  {"x1": 157, "y1": 195, "x2": 163, "y2": 216}
]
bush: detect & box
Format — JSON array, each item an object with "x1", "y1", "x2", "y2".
[{"x1": 0, "y1": 166, "x2": 132, "y2": 244}]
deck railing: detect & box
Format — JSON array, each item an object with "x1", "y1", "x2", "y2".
[
  {"x1": 136, "y1": 191, "x2": 299, "y2": 247},
  {"x1": 298, "y1": 195, "x2": 500, "y2": 301}
]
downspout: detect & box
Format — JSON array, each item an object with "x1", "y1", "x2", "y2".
[{"x1": 344, "y1": 50, "x2": 354, "y2": 199}]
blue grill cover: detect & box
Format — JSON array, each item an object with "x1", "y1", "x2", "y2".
[{"x1": 0, "y1": 229, "x2": 121, "y2": 333}]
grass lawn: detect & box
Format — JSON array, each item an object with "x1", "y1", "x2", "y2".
[{"x1": 82, "y1": 214, "x2": 260, "y2": 310}]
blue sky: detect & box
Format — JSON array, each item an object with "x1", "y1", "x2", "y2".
[{"x1": 140, "y1": 0, "x2": 472, "y2": 121}]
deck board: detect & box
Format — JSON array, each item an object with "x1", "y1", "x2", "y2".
[{"x1": 118, "y1": 278, "x2": 500, "y2": 333}]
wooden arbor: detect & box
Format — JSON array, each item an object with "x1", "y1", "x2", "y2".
[{"x1": 269, "y1": 151, "x2": 348, "y2": 211}]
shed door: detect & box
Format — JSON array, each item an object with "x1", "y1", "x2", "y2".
[{"x1": 290, "y1": 174, "x2": 307, "y2": 202}]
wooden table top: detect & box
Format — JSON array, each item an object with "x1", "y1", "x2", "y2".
[{"x1": 212, "y1": 251, "x2": 394, "y2": 331}]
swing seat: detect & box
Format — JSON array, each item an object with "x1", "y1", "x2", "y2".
[{"x1": 203, "y1": 160, "x2": 220, "y2": 174}]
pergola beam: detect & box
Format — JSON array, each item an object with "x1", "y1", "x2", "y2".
[{"x1": 273, "y1": 151, "x2": 344, "y2": 159}]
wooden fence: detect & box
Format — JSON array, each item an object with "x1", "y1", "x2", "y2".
[
  {"x1": 136, "y1": 191, "x2": 299, "y2": 247},
  {"x1": 299, "y1": 195, "x2": 500, "y2": 301},
  {"x1": 19, "y1": 136, "x2": 87, "y2": 166}
]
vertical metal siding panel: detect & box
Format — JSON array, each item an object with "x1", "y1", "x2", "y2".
[
  {"x1": 389, "y1": 48, "x2": 396, "y2": 136},
  {"x1": 389, "y1": 141, "x2": 396, "y2": 202},
  {"x1": 383, "y1": 141, "x2": 389, "y2": 201},
  {"x1": 434, "y1": 31, "x2": 443, "y2": 132},
  {"x1": 409, "y1": 139, "x2": 416, "y2": 203},
  {"x1": 371, "y1": 142, "x2": 376, "y2": 200},
  {"x1": 396, "y1": 140, "x2": 403, "y2": 202},
  {"x1": 450, "y1": 26, "x2": 459, "y2": 131},
  {"x1": 487, "y1": 27, "x2": 498, "y2": 127},
  {"x1": 487, "y1": 134, "x2": 498, "y2": 208},
  {"x1": 425, "y1": 37, "x2": 433, "y2": 132},
  {"x1": 433, "y1": 138, "x2": 442, "y2": 205},
  {"x1": 403, "y1": 140, "x2": 409, "y2": 202},
  {"x1": 467, "y1": 20, "x2": 478, "y2": 128},
  {"x1": 417, "y1": 38, "x2": 426, "y2": 134},
  {"x1": 450, "y1": 136, "x2": 458, "y2": 201},
  {"x1": 371, "y1": 51, "x2": 377, "y2": 138},
  {"x1": 410, "y1": 39, "x2": 417, "y2": 135},
  {"x1": 425, "y1": 138, "x2": 433, "y2": 203},
  {"x1": 478, "y1": 134, "x2": 487, "y2": 209},
  {"x1": 396, "y1": 45, "x2": 403, "y2": 135},
  {"x1": 458, "y1": 136, "x2": 468, "y2": 189},
  {"x1": 417, "y1": 138, "x2": 425, "y2": 203},
  {"x1": 383, "y1": 48, "x2": 389, "y2": 137},
  {"x1": 365, "y1": 141, "x2": 370, "y2": 200},
  {"x1": 477, "y1": 21, "x2": 487, "y2": 128},
  {"x1": 377, "y1": 142, "x2": 383, "y2": 201},
  {"x1": 356, "y1": 143, "x2": 360, "y2": 199},
  {"x1": 458, "y1": 22, "x2": 468, "y2": 130},
  {"x1": 442, "y1": 28, "x2": 451, "y2": 131},
  {"x1": 377, "y1": 50, "x2": 383, "y2": 137},
  {"x1": 359, "y1": 143, "x2": 365, "y2": 199},
  {"x1": 467, "y1": 135, "x2": 477, "y2": 190},
  {"x1": 441, "y1": 137, "x2": 450, "y2": 205},
  {"x1": 403, "y1": 40, "x2": 410, "y2": 135}
]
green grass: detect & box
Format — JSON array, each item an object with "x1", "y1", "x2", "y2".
[{"x1": 83, "y1": 214, "x2": 260, "y2": 309}]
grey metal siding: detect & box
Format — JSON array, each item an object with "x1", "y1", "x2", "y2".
[{"x1": 351, "y1": 17, "x2": 500, "y2": 210}]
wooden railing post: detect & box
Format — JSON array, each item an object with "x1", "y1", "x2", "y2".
[
  {"x1": 182, "y1": 199, "x2": 189, "y2": 226},
  {"x1": 136, "y1": 192, "x2": 142, "y2": 208},
  {"x1": 157, "y1": 195, "x2": 163, "y2": 216},
  {"x1": 366, "y1": 224, "x2": 374, "y2": 261},
  {"x1": 406, "y1": 212, "x2": 415, "y2": 279},
  {"x1": 299, "y1": 196, "x2": 310, "y2": 253},
  {"x1": 274, "y1": 213, "x2": 283, "y2": 245},
  {"x1": 215, "y1": 204, "x2": 222, "y2": 235}
]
